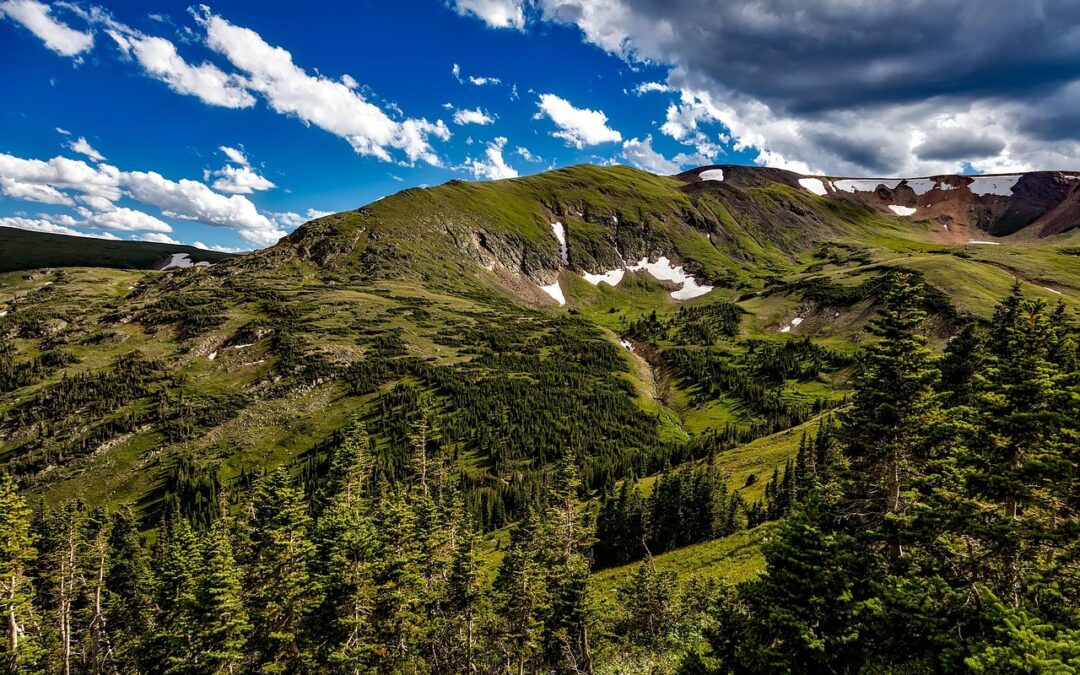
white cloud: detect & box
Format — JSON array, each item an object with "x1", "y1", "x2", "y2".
[
  {"x1": 452, "y1": 0, "x2": 526, "y2": 29},
  {"x1": 205, "y1": 145, "x2": 276, "y2": 194},
  {"x1": 123, "y1": 170, "x2": 284, "y2": 245},
  {"x1": 535, "y1": 93, "x2": 622, "y2": 148},
  {"x1": 452, "y1": 63, "x2": 462, "y2": 82},
  {"x1": 463, "y1": 137, "x2": 518, "y2": 180},
  {"x1": 633, "y1": 81, "x2": 670, "y2": 95},
  {"x1": 515, "y1": 146, "x2": 542, "y2": 162},
  {"x1": 0, "y1": 176, "x2": 75, "y2": 205},
  {"x1": 131, "y1": 232, "x2": 182, "y2": 244},
  {"x1": 107, "y1": 29, "x2": 256, "y2": 109},
  {"x1": 0, "y1": 0, "x2": 93, "y2": 57},
  {"x1": 84, "y1": 206, "x2": 172, "y2": 233},
  {"x1": 269, "y1": 208, "x2": 333, "y2": 229},
  {"x1": 0, "y1": 217, "x2": 118, "y2": 239},
  {"x1": 193, "y1": 240, "x2": 248, "y2": 253},
  {"x1": 67, "y1": 136, "x2": 105, "y2": 162},
  {"x1": 0, "y1": 149, "x2": 296, "y2": 246},
  {"x1": 621, "y1": 135, "x2": 681, "y2": 174},
  {"x1": 0, "y1": 153, "x2": 123, "y2": 202},
  {"x1": 452, "y1": 107, "x2": 494, "y2": 125},
  {"x1": 196, "y1": 9, "x2": 450, "y2": 165},
  {"x1": 468, "y1": 75, "x2": 501, "y2": 86},
  {"x1": 55, "y1": 127, "x2": 71, "y2": 135}
]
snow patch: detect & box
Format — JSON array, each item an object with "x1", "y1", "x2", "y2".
[
  {"x1": 582, "y1": 269, "x2": 625, "y2": 286},
  {"x1": 968, "y1": 175, "x2": 1020, "y2": 196},
  {"x1": 903, "y1": 179, "x2": 938, "y2": 195},
  {"x1": 968, "y1": 240, "x2": 1001, "y2": 245},
  {"x1": 620, "y1": 339, "x2": 633, "y2": 352},
  {"x1": 208, "y1": 351, "x2": 218, "y2": 361},
  {"x1": 832, "y1": 179, "x2": 902, "y2": 193},
  {"x1": 888, "y1": 205, "x2": 917, "y2": 216},
  {"x1": 550, "y1": 223, "x2": 569, "y2": 265},
  {"x1": 798, "y1": 177, "x2": 828, "y2": 196},
  {"x1": 1043, "y1": 286, "x2": 1063, "y2": 295},
  {"x1": 791, "y1": 317, "x2": 804, "y2": 326},
  {"x1": 699, "y1": 169, "x2": 724, "y2": 182},
  {"x1": 540, "y1": 281, "x2": 565, "y2": 305},
  {"x1": 780, "y1": 325, "x2": 791, "y2": 333},
  {"x1": 626, "y1": 256, "x2": 713, "y2": 300},
  {"x1": 0, "y1": 310, "x2": 7, "y2": 318},
  {"x1": 162, "y1": 253, "x2": 193, "y2": 270}
]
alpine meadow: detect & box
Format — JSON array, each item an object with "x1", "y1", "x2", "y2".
[{"x1": 2, "y1": 1, "x2": 1080, "y2": 674}]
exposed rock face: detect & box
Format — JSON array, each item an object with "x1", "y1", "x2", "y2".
[{"x1": 681, "y1": 166, "x2": 1080, "y2": 239}]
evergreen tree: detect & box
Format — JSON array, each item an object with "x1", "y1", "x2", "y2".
[
  {"x1": 840, "y1": 273, "x2": 941, "y2": 560},
  {"x1": 614, "y1": 554, "x2": 678, "y2": 648},
  {"x1": 0, "y1": 473, "x2": 42, "y2": 672},
  {"x1": 247, "y1": 468, "x2": 317, "y2": 673},
  {"x1": 197, "y1": 506, "x2": 250, "y2": 674},
  {"x1": 103, "y1": 505, "x2": 151, "y2": 672},
  {"x1": 491, "y1": 509, "x2": 549, "y2": 675}
]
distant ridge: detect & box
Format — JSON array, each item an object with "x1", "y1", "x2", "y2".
[{"x1": 0, "y1": 226, "x2": 239, "y2": 273}]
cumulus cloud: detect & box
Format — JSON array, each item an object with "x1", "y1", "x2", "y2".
[
  {"x1": 67, "y1": 136, "x2": 106, "y2": 162},
  {"x1": 107, "y1": 28, "x2": 256, "y2": 109},
  {"x1": 633, "y1": 81, "x2": 670, "y2": 95},
  {"x1": 193, "y1": 240, "x2": 248, "y2": 253},
  {"x1": 0, "y1": 150, "x2": 292, "y2": 246},
  {"x1": 205, "y1": 145, "x2": 276, "y2": 194},
  {"x1": 0, "y1": 0, "x2": 93, "y2": 57},
  {"x1": 538, "y1": 0, "x2": 1080, "y2": 175},
  {"x1": 452, "y1": 107, "x2": 495, "y2": 125},
  {"x1": 0, "y1": 216, "x2": 119, "y2": 239},
  {"x1": 534, "y1": 93, "x2": 622, "y2": 148},
  {"x1": 131, "y1": 232, "x2": 182, "y2": 244},
  {"x1": 515, "y1": 146, "x2": 542, "y2": 162},
  {"x1": 468, "y1": 75, "x2": 501, "y2": 86},
  {"x1": 452, "y1": 0, "x2": 526, "y2": 29},
  {"x1": 195, "y1": 9, "x2": 450, "y2": 165},
  {"x1": 463, "y1": 137, "x2": 519, "y2": 180},
  {"x1": 621, "y1": 135, "x2": 681, "y2": 174}
]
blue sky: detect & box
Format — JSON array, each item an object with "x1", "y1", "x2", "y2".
[
  {"x1": 0, "y1": 0, "x2": 749, "y2": 250},
  {"x1": 3, "y1": 0, "x2": 1079, "y2": 250}
]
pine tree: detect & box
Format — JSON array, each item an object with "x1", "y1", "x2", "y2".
[
  {"x1": 614, "y1": 554, "x2": 678, "y2": 648},
  {"x1": 151, "y1": 516, "x2": 202, "y2": 674},
  {"x1": 247, "y1": 468, "x2": 317, "y2": 673},
  {"x1": 197, "y1": 505, "x2": 250, "y2": 674},
  {"x1": 840, "y1": 273, "x2": 941, "y2": 559},
  {"x1": 491, "y1": 509, "x2": 549, "y2": 675},
  {"x1": 370, "y1": 488, "x2": 426, "y2": 672},
  {"x1": 0, "y1": 473, "x2": 42, "y2": 672},
  {"x1": 103, "y1": 505, "x2": 151, "y2": 672},
  {"x1": 446, "y1": 516, "x2": 483, "y2": 673}
]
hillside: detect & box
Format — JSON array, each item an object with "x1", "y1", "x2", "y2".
[
  {"x1": 1, "y1": 164, "x2": 1075, "y2": 515},
  {"x1": 1, "y1": 163, "x2": 1077, "y2": 673},
  {"x1": 0, "y1": 226, "x2": 238, "y2": 273}
]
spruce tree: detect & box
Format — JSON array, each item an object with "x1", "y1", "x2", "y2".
[
  {"x1": 491, "y1": 509, "x2": 549, "y2": 675},
  {"x1": 0, "y1": 473, "x2": 42, "y2": 672},
  {"x1": 840, "y1": 273, "x2": 941, "y2": 559},
  {"x1": 198, "y1": 507, "x2": 250, "y2": 674}
]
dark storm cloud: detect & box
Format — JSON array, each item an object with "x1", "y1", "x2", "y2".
[
  {"x1": 590, "y1": 0, "x2": 1080, "y2": 115},
  {"x1": 915, "y1": 132, "x2": 1008, "y2": 162}
]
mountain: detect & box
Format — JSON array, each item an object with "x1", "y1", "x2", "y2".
[
  {"x1": 0, "y1": 164, "x2": 1075, "y2": 515},
  {"x1": 681, "y1": 165, "x2": 1080, "y2": 239},
  {"x1": 0, "y1": 226, "x2": 239, "y2": 273}
]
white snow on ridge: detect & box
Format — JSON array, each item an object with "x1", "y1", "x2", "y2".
[
  {"x1": 626, "y1": 256, "x2": 713, "y2": 300},
  {"x1": 699, "y1": 169, "x2": 724, "y2": 182},
  {"x1": 791, "y1": 317, "x2": 804, "y2": 326},
  {"x1": 1043, "y1": 286, "x2": 1063, "y2": 295},
  {"x1": 582, "y1": 269, "x2": 625, "y2": 286},
  {"x1": 832, "y1": 179, "x2": 902, "y2": 193},
  {"x1": 968, "y1": 240, "x2": 1002, "y2": 245},
  {"x1": 888, "y1": 205, "x2": 917, "y2": 216},
  {"x1": 540, "y1": 281, "x2": 566, "y2": 305},
  {"x1": 798, "y1": 177, "x2": 828, "y2": 196},
  {"x1": 968, "y1": 175, "x2": 1020, "y2": 196},
  {"x1": 904, "y1": 179, "x2": 939, "y2": 195},
  {"x1": 162, "y1": 253, "x2": 192, "y2": 269},
  {"x1": 551, "y1": 222, "x2": 569, "y2": 265}
]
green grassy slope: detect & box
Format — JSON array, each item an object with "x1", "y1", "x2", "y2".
[
  {"x1": 0, "y1": 164, "x2": 1076, "y2": 563},
  {"x1": 0, "y1": 226, "x2": 237, "y2": 272}
]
